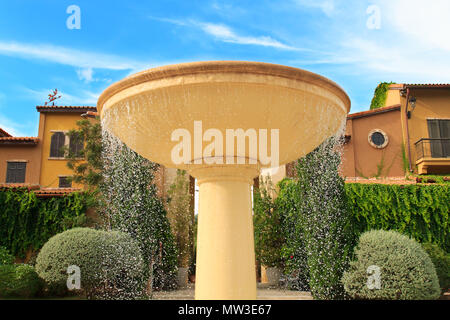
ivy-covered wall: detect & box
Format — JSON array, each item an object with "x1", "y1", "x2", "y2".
[
  {"x1": 346, "y1": 183, "x2": 449, "y2": 251},
  {"x1": 0, "y1": 189, "x2": 92, "y2": 258}
]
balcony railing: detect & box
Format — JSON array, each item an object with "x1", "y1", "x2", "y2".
[{"x1": 415, "y1": 138, "x2": 450, "y2": 161}]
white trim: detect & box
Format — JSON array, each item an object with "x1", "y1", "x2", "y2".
[
  {"x1": 368, "y1": 129, "x2": 389, "y2": 149},
  {"x1": 6, "y1": 160, "x2": 28, "y2": 163}
]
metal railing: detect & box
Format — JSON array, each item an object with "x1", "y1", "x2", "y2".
[{"x1": 415, "y1": 138, "x2": 450, "y2": 161}]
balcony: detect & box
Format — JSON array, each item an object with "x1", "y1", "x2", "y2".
[{"x1": 415, "y1": 138, "x2": 450, "y2": 174}]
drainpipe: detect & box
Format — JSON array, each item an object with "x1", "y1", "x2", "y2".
[{"x1": 404, "y1": 88, "x2": 413, "y2": 173}]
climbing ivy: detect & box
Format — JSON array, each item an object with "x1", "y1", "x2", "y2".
[
  {"x1": 346, "y1": 183, "x2": 449, "y2": 251},
  {"x1": 370, "y1": 82, "x2": 394, "y2": 110},
  {"x1": 0, "y1": 189, "x2": 92, "y2": 258}
]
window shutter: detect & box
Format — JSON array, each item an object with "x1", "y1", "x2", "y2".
[
  {"x1": 439, "y1": 120, "x2": 450, "y2": 157},
  {"x1": 6, "y1": 162, "x2": 26, "y2": 183},
  {"x1": 69, "y1": 132, "x2": 84, "y2": 157},
  {"x1": 59, "y1": 176, "x2": 72, "y2": 188},
  {"x1": 50, "y1": 132, "x2": 65, "y2": 157}
]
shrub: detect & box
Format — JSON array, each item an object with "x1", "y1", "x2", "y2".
[
  {"x1": 254, "y1": 176, "x2": 285, "y2": 269},
  {"x1": 342, "y1": 230, "x2": 441, "y2": 300},
  {"x1": 0, "y1": 264, "x2": 42, "y2": 298},
  {"x1": 422, "y1": 243, "x2": 450, "y2": 292},
  {"x1": 35, "y1": 228, "x2": 145, "y2": 299},
  {"x1": 0, "y1": 246, "x2": 14, "y2": 265}
]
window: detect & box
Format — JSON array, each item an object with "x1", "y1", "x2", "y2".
[
  {"x1": 59, "y1": 176, "x2": 72, "y2": 188},
  {"x1": 368, "y1": 129, "x2": 389, "y2": 149},
  {"x1": 50, "y1": 132, "x2": 66, "y2": 158},
  {"x1": 427, "y1": 119, "x2": 450, "y2": 158},
  {"x1": 69, "y1": 132, "x2": 84, "y2": 157},
  {"x1": 6, "y1": 162, "x2": 26, "y2": 183}
]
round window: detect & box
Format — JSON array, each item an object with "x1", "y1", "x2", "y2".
[{"x1": 368, "y1": 129, "x2": 389, "y2": 149}]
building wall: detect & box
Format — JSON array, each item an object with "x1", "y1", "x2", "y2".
[
  {"x1": 39, "y1": 112, "x2": 86, "y2": 188},
  {"x1": 400, "y1": 88, "x2": 450, "y2": 173},
  {"x1": 342, "y1": 109, "x2": 405, "y2": 178},
  {"x1": 0, "y1": 144, "x2": 41, "y2": 184}
]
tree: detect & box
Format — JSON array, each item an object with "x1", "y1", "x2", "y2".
[
  {"x1": 64, "y1": 118, "x2": 103, "y2": 192},
  {"x1": 253, "y1": 175, "x2": 285, "y2": 269},
  {"x1": 166, "y1": 170, "x2": 192, "y2": 268}
]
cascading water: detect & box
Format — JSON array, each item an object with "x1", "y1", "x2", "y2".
[{"x1": 99, "y1": 126, "x2": 178, "y2": 299}]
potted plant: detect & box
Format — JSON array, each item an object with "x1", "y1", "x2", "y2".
[{"x1": 253, "y1": 176, "x2": 285, "y2": 287}]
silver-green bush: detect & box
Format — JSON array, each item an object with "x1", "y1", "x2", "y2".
[
  {"x1": 35, "y1": 228, "x2": 145, "y2": 299},
  {"x1": 342, "y1": 230, "x2": 441, "y2": 300}
]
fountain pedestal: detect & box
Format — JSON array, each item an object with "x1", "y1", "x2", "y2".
[
  {"x1": 97, "y1": 61, "x2": 350, "y2": 300},
  {"x1": 191, "y1": 165, "x2": 258, "y2": 300}
]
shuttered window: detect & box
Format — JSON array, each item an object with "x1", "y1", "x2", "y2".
[
  {"x1": 6, "y1": 162, "x2": 26, "y2": 183},
  {"x1": 50, "y1": 132, "x2": 66, "y2": 158},
  {"x1": 69, "y1": 132, "x2": 84, "y2": 157},
  {"x1": 427, "y1": 119, "x2": 450, "y2": 158},
  {"x1": 59, "y1": 176, "x2": 72, "y2": 188}
]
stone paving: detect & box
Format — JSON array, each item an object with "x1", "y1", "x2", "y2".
[{"x1": 152, "y1": 284, "x2": 313, "y2": 300}]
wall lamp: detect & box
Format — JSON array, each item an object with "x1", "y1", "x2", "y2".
[{"x1": 407, "y1": 96, "x2": 417, "y2": 119}]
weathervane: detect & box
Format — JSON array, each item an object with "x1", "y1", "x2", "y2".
[{"x1": 44, "y1": 89, "x2": 62, "y2": 106}]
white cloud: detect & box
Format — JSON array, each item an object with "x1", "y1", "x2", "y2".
[
  {"x1": 0, "y1": 41, "x2": 149, "y2": 71},
  {"x1": 199, "y1": 22, "x2": 300, "y2": 50},
  {"x1": 0, "y1": 114, "x2": 31, "y2": 137},
  {"x1": 381, "y1": 0, "x2": 450, "y2": 52},
  {"x1": 294, "y1": 0, "x2": 336, "y2": 16},
  {"x1": 150, "y1": 17, "x2": 301, "y2": 51},
  {"x1": 76, "y1": 67, "x2": 94, "y2": 82}
]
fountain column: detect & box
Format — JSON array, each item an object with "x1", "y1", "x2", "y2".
[{"x1": 191, "y1": 165, "x2": 259, "y2": 300}]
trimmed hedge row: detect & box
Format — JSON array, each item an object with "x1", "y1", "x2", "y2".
[
  {"x1": 0, "y1": 189, "x2": 92, "y2": 257},
  {"x1": 346, "y1": 183, "x2": 449, "y2": 252}
]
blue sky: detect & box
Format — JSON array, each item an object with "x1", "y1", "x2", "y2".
[{"x1": 0, "y1": 0, "x2": 449, "y2": 137}]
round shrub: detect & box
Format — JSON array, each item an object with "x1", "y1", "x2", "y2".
[
  {"x1": 422, "y1": 243, "x2": 450, "y2": 293},
  {"x1": 0, "y1": 264, "x2": 42, "y2": 298},
  {"x1": 0, "y1": 246, "x2": 14, "y2": 265},
  {"x1": 35, "y1": 228, "x2": 145, "y2": 299},
  {"x1": 342, "y1": 230, "x2": 441, "y2": 300}
]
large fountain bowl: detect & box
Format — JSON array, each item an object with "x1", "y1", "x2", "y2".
[{"x1": 97, "y1": 61, "x2": 350, "y2": 170}]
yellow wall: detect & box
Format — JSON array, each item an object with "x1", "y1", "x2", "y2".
[
  {"x1": 385, "y1": 86, "x2": 401, "y2": 106},
  {"x1": 39, "y1": 112, "x2": 86, "y2": 188},
  {"x1": 401, "y1": 88, "x2": 450, "y2": 173}
]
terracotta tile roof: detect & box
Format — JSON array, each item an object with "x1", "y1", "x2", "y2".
[
  {"x1": 347, "y1": 104, "x2": 401, "y2": 120},
  {"x1": 0, "y1": 128, "x2": 12, "y2": 137},
  {"x1": 81, "y1": 111, "x2": 99, "y2": 118},
  {"x1": 34, "y1": 188, "x2": 82, "y2": 197},
  {"x1": 345, "y1": 177, "x2": 416, "y2": 185},
  {"x1": 36, "y1": 105, "x2": 97, "y2": 113},
  {"x1": 405, "y1": 83, "x2": 450, "y2": 88},
  {"x1": 0, "y1": 137, "x2": 39, "y2": 145},
  {"x1": 0, "y1": 185, "x2": 82, "y2": 197},
  {"x1": 0, "y1": 183, "x2": 40, "y2": 190}
]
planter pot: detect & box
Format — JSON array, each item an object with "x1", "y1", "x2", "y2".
[
  {"x1": 188, "y1": 274, "x2": 196, "y2": 283},
  {"x1": 177, "y1": 267, "x2": 189, "y2": 288},
  {"x1": 266, "y1": 267, "x2": 281, "y2": 287}
]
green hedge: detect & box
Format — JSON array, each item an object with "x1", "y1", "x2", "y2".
[
  {"x1": 0, "y1": 264, "x2": 42, "y2": 298},
  {"x1": 0, "y1": 189, "x2": 92, "y2": 258},
  {"x1": 346, "y1": 183, "x2": 449, "y2": 252}
]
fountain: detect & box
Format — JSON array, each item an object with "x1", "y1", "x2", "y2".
[{"x1": 97, "y1": 61, "x2": 350, "y2": 300}]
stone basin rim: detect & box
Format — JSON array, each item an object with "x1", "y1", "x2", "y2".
[{"x1": 97, "y1": 60, "x2": 351, "y2": 115}]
